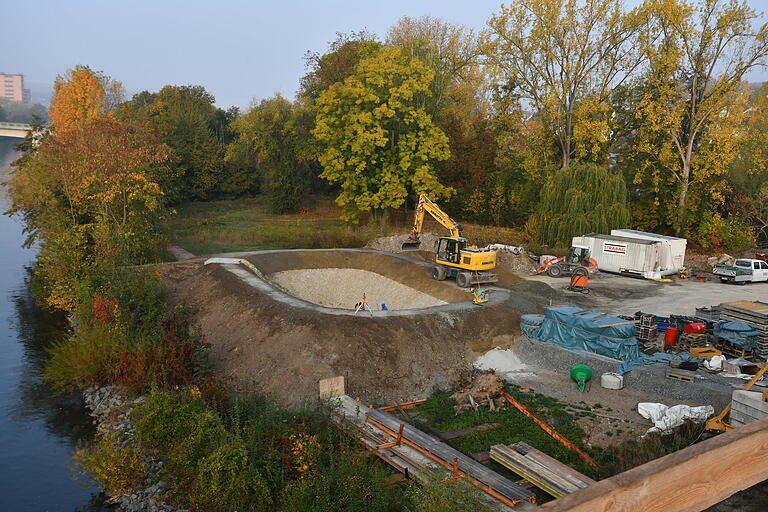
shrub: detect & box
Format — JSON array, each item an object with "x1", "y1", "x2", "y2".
[
  {"x1": 44, "y1": 326, "x2": 123, "y2": 391},
  {"x1": 692, "y1": 213, "x2": 755, "y2": 253},
  {"x1": 407, "y1": 473, "x2": 494, "y2": 512},
  {"x1": 280, "y1": 450, "x2": 406, "y2": 512},
  {"x1": 190, "y1": 442, "x2": 273, "y2": 512},
  {"x1": 74, "y1": 435, "x2": 145, "y2": 495},
  {"x1": 133, "y1": 390, "x2": 229, "y2": 479}
]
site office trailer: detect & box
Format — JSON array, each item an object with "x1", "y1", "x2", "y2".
[
  {"x1": 572, "y1": 233, "x2": 665, "y2": 279},
  {"x1": 610, "y1": 229, "x2": 686, "y2": 274}
]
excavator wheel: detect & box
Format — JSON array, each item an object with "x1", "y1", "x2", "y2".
[
  {"x1": 456, "y1": 272, "x2": 472, "y2": 288},
  {"x1": 573, "y1": 266, "x2": 589, "y2": 277},
  {"x1": 432, "y1": 266, "x2": 446, "y2": 281},
  {"x1": 547, "y1": 264, "x2": 563, "y2": 278}
]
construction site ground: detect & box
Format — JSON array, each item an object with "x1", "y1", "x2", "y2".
[
  {"x1": 158, "y1": 233, "x2": 768, "y2": 510},
  {"x1": 527, "y1": 270, "x2": 768, "y2": 317}
]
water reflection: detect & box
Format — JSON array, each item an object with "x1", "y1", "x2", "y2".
[{"x1": 0, "y1": 138, "x2": 109, "y2": 510}]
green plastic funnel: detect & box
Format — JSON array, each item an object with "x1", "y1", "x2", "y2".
[{"x1": 570, "y1": 364, "x2": 593, "y2": 392}]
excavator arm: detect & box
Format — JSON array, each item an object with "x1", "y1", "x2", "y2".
[{"x1": 402, "y1": 194, "x2": 462, "y2": 249}]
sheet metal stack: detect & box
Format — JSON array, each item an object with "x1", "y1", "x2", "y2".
[{"x1": 719, "y1": 301, "x2": 768, "y2": 359}]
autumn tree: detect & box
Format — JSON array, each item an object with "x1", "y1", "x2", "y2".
[
  {"x1": 227, "y1": 95, "x2": 315, "y2": 213},
  {"x1": 48, "y1": 65, "x2": 123, "y2": 133},
  {"x1": 633, "y1": 0, "x2": 768, "y2": 234},
  {"x1": 485, "y1": 0, "x2": 645, "y2": 168},
  {"x1": 313, "y1": 45, "x2": 452, "y2": 221},
  {"x1": 7, "y1": 117, "x2": 169, "y2": 310}
]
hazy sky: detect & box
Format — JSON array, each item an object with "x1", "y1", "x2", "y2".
[{"x1": 3, "y1": 0, "x2": 766, "y2": 109}]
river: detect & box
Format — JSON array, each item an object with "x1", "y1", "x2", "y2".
[{"x1": 0, "y1": 138, "x2": 106, "y2": 510}]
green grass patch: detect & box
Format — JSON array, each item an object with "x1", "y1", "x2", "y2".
[
  {"x1": 165, "y1": 197, "x2": 392, "y2": 255},
  {"x1": 404, "y1": 385, "x2": 600, "y2": 481}
]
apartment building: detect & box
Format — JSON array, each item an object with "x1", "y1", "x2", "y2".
[{"x1": 1, "y1": 73, "x2": 31, "y2": 103}]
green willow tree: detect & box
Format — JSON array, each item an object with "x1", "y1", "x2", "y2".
[
  {"x1": 537, "y1": 163, "x2": 630, "y2": 247},
  {"x1": 313, "y1": 45, "x2": 452, "y2": 221}
]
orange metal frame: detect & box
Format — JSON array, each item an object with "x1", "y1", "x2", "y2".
[
  {"x1": 365, "y1": 415, "x2": 535, "y2": 508},
  {"x1": 375, "y1": 399, "x2": 427, "y2": 412},
  {"x1": 500, "y1": 391, "x2": 601, "y2": 471}
]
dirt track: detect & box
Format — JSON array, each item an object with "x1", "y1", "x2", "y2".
[{"x1": 158, "y1": 251, "x2": 557, "y2": 406}]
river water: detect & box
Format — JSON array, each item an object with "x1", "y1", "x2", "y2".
[{"x1": 0, "y1": 139, "x2": 105, "y2": 510}]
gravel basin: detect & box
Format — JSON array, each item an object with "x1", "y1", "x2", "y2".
[{"x1": 269, "y1": 268, "x2": 448, "y2": 310}]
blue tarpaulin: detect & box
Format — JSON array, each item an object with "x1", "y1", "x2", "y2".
[
  {"x1": 534, "y1": 307, "x2": 645, "y2": 366},
  {"x1": 524, "y1": 306, "x2": 702, "y2": 375},
  {"x1": 715, "y1": 321, "x2": 759, "y2": 353}
]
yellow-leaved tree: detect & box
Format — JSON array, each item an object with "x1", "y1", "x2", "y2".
[
  {"x1": 313, "y1": 45, "x2": 452, "y2": 221},
  {"x1": 634, "y1": 0, "x2": 768, "y2": 234}
]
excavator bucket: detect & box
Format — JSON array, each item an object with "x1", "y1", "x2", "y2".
[{"x1": 401, "y1": 237, "x2": 421, "y2": 251}]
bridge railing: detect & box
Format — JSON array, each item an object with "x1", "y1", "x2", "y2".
[{"x1": 0, "y1": 122, "x2": 32, "y2": 129}]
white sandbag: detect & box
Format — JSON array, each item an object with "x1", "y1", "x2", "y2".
[
  {"x1": 637, "y1": 402, "x2": 714, "y2": 435},
  {"x1": 703, "y1": 355, "x2": 725, "y2": 371}
]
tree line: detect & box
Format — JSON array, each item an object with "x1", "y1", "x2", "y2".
[{"x1": 7, "y1": 0, "x2": 768, "y2": 311}]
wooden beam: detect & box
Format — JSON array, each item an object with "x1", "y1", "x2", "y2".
[{"x1": 538, "y1": 416, "x2": 768, "y2": 512}]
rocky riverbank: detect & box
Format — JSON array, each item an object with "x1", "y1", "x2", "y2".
[{"x1": 83, "y1": 386, "x2": 184, "y2": 512}]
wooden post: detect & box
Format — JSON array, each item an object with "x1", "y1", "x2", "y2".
[{"x1": 538, "y1": 416, "x2": 768, "y2": 512}]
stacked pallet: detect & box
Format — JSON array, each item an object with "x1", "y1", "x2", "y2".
[
  {"x1": 490, "y1": 442, "x2": 595, "y2": 498},
  {"x1": 719, "y1": 301, "x2": 768, "y2": 358},
  {"x1": 329, "y1": 395, "x2": 535, "y2": 508},
  {"x1": 635, "y1": 314, "x2": 658, "y2": 347}
]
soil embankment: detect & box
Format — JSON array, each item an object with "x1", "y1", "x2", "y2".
[{"x1": 158, "y1": 251, "x2": 557, "y2": 406}]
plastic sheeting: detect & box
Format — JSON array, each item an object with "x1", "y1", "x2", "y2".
[
  {"x1": 520, "y1": 314, "x2": 545, "y2": 338},
  {"x1": 715, "y1": 321, "x2": 759, "y2": 353},
  {"x1": 533, "y1": 307, "x2": 645, "y2": 366},
  {"x1": 637, "y1": 402, "x2": 714, "y2": 435}
]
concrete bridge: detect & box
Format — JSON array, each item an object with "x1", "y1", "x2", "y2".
[{"x1": 0, "y1": 122, "x2": 32, "y2": 138}]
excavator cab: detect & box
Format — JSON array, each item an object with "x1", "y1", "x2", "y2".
[
  {"x1": 435, "y1": 237, "x2": 465, "y2": 264},
  {"x1": 567, "y1": 246, "x2": 591, "y2": 266}
]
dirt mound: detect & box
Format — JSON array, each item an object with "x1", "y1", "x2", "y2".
[
  {"x1": 364, "y1": 232, "x2": 440, "y2": 253},
  {"x1": 157, "y1": 254, "x2": 559, "y2": 406},
  {"x1": 269, "y1": 268, "x2": 447, "y2": 310}
]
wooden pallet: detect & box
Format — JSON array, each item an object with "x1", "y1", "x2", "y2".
[{"x1": 666, "y1": 367, "x2": 696, "y2": 383}]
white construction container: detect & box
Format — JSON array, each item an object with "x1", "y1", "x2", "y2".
[
  {"x1": 610, "y1": 229, "x2": 686, "y2": 274},
  {"x1": 572, "y1": 233, "x2": 666, "y2": 279}
]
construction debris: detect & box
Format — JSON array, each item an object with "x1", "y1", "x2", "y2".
[{"x1": 451, "y1": 372, "x2": 505, "y2": 415}]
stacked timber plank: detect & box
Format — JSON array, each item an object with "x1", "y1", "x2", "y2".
[
  {"x1": 329, "y1": 395, "x2": 535, "y2": 508},
  {"x1": 366, "y1": 408, "x2": 536, "y2": 505},
  {"x1": 328, "y1": 395, "x2": 439, "y2": 485},
  {"x1": 719, "y1": 301, "x2": 768, "y2": 358},
  {"x1": 490, "y1": 442, "x2": 595, "y2": 498}
]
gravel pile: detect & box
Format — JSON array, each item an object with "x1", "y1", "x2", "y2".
[
  {"x1": 269, "y1": 268, "x2": 447, "y2": 310},
  {"x1": 364, "y1": 232, "x2": 440, "y2": 253}
]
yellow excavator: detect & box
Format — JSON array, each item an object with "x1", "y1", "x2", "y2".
[{"x1": 401, "y1": 194, "x2": 498, "y2": 288}]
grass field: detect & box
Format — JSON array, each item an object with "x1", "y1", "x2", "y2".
[
  {"x1": 165, "y1": 195, "x2": 528, "y2": 256},
  {"x1": 165, "y1": 197, "x2": 397, "y2": 255}
]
